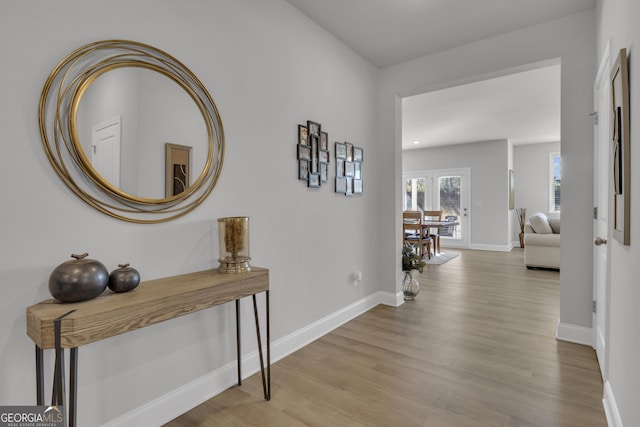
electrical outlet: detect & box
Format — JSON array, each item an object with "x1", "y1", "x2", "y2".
[{"x1": 352, "y1": 271, "x2": 362, "y2": 285}]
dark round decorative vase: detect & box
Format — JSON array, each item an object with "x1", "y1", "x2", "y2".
[
  {"x1": 108, "y1": 263, "x2": 141, "y2": 293},
  {"x1": 49, "y1": 253, "x2": 109, "y2": 303}
]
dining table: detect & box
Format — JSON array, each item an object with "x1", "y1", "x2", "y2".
[{"x1": 422, "y1": 220, "x2": 460, "y2": 254}]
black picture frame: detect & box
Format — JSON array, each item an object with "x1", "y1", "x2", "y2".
[
  {"x1": 320, "y1": 162, "x2": 328, "y2": 182},
  {"x1": 308, "y1": 173, "x2": 321, "y2": 188},
  {"x1": 297, "y1": 120, "x2": 329, "y2": 189},
  {"x1": 334, "y1": 142, "x2": 364, "y2": 195},
  {"x1": 297, "y1": 144, "x2": 311, "y2": 161},
  {"x1": 298, "y1": 160, "x2": 310, "y2": 180},
  {"x1": 610, "y1": 48, "x2": 631, "y2": 245},
  {"x1": 353, "y1": 147, "x2": 363, "y2": 162},
  {"x1": 310, "y1": 135, "x2": 318, "y2": 173},
  {"x1": 345, "y1": 161, "x2": 355, "y2": 177},
  {"x1": 321, "y1": 131, "x2": 328, "y2": 150},
  {"x1": 307, "y1": 120, "x2": 321, "y2": 137},
  {"x1": 345, "y1": 143, "x2": 353, "y2": 162},
  {"x1": 336, "y1": 159, "x2": 345, "y2": 177},
  {"x1": 298, "y1": 124, "x2": 309, "y2": 146},
  {"x1": 319, "y1": 150, "x2": 329, "y2": 164},
  {"x1": 353, "y1": 179, "x2": 363, "y2": 194}
]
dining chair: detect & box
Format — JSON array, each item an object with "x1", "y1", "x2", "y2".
[
  {"x1": 423, "y1": 210, "x2": 443, "y2": 256},
  {"x1": 403, "y1": 211, "x2": 431, "y2": 259}
]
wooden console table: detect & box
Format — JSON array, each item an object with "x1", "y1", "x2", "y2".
[{"x1": 26, "y1": 267, "x2": 270, "y2": 427}]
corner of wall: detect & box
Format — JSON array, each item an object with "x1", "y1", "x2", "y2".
[{"x1": 555, "y1": 320, "x2": 593, "y2": 346}]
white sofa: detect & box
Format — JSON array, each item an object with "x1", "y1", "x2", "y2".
[{"x1": 524, "y1": 213, "x2": 560, "y2": 270}]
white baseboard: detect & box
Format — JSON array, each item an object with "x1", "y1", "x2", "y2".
[
  {"x1": 103, "y1": 290, "x2": 395, "y2": 427},
  {"x1": 603, "y1": 380, "x2": 624, "y2": 427},
  {"x1": 555, "y1": 321, "x2": 593, "y2": 346},
  {"x1": 379, "y1": 290, "x2": 405, "y2": 307},
  {"x1": 469, "y1": 243, "x2": 512, "y2": 252}
]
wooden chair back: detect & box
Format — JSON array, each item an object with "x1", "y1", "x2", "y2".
[
  {"x1": 423, "y1": 210, "x2": 442, "y2": 222},
  {"x1": 402, "y1": 210, "x2": 423, "y2": 224},
  {"x1": 423, "y1": 210, "x2": 443, "y2": 255},
  {"x1": 402, "y1": 211, "x2": 431, "y2": 258}
]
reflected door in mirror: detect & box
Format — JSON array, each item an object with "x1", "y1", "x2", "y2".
[
  {"x1": 166, "y1": 143, "x2": 192, "y2": 196},
  {"x1": 91, "y1": 117, "x2": 122, "y2": 188}
]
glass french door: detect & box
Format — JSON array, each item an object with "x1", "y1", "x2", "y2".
[{"x1": 403, "y1": 169, "x2": 469, "y2": 248}]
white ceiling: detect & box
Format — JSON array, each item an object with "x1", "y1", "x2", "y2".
[
  {"x1": 285, "y1": 0, "x2": 596, "y2": 68},
  {"x1": 285, "y1": 0, "x2": 594, "y2": 150},
  {"x1": 402, "y1": 64, "x2": 561, "y2": 150}
]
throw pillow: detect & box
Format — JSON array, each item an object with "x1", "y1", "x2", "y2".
[
  {"x1": 548, "y1": 218, "x2": 561, "y2": 234},
  {"x1": 529, "y1": 213, "x2": 553, "y2": 234}
]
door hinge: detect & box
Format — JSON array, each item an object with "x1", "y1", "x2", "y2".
[
  {"x1": 590, "y1": 111, "x2": 599, "y2": 125},
  {"x1": 592, "y1": 300, "x2": 597, "y2": 313},
  {"x1": 594, "y1": 206, "x2": 598, "y2": 219}
]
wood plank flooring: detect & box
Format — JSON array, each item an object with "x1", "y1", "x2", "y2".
[{"x1": 165, "y1": 249, "x2": 607, "y2": 426}]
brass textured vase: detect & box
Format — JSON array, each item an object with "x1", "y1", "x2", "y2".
[
  {"x1": 49, "y1": 253, "x2": 109, "y2": 303},
  {"x1": 217, "y1": 217, "x2": 252, "y2": 273}
]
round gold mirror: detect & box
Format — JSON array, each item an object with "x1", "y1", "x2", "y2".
[{"x1": 39, "y1": 40, "x2": 224, "y2": 223}]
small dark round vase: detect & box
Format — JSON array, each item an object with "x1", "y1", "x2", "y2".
[
  {"x1": 108, "y1": 263, "x2": 140, "y2": 293},
  {"x1": 49, "y1": 253, "x2": 109, "y2": 303}
]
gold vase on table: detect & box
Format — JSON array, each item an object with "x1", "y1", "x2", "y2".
[{"x1": 217, "y1": 217, "x2": 252, "y2": 273}]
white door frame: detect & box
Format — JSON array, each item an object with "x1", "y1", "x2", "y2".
[{"x1": 592, "y1": 42, "x2": 611, "y2": 380}]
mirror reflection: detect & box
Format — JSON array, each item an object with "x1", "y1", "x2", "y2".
[{"x1": 75, "y1": 67, "x2": 208, "y2": 199}]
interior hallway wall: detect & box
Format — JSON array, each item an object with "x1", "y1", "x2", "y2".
[
  {"x1": 596, "y1": 0, "x2": 640, "y2": 424},
  {"x1": 0, "y1": 1, "x2": 382, "y2": 424}
]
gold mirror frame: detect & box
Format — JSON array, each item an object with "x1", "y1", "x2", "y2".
[{"x1": 39, "y1": 40, "x2": 224, "y2": 223}]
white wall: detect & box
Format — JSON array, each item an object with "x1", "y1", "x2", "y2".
[
  {"x1": 513, "y1": 141, "x2": 561, "y2": 242},
  {"x1": 0, "y1": 1, "x2": 382, "y2": 425},
  {"x1": 379, "y1": 10, "x2": 596, "y2": 335},
  {"x1": 596, "y1": 1, "x2": 640, "y2": 425},
  {"x1": 402, "y1": 140, "x2": 511, "y2": 250}
]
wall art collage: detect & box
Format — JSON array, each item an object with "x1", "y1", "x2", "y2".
[{"x1": 296, "y1": 120, "x2": 363, "y2": 195}]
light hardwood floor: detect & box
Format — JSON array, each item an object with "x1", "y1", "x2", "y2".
[{"x1": 165, "y1": 249, "x2": 607, "y2": 426}]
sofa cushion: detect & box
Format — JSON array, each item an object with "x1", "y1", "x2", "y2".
[
  {"x1": 529, "y1": 213, "x2": 553, "y2": 234},
  {"x1": 525, "y1": 232, "x2": 560, "y2": 248},
  {"x1": 548, "y1": 218, "x2": 560, "y2": 234}
]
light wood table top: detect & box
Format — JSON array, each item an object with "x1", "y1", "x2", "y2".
[
  {"x1": 422, "y1": 221, "x2": 459, "y2": 227},
  {"x1": 27, "y1": 267, "x2": 269, "y2": 349}
]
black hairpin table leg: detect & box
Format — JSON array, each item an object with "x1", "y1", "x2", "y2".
[
  {"x1": 236, "y1": 299, "x2": 241, "y2": 386},
  {"x1": 35, "y1": 346, "x2": 44, "y2": 405},
  {"x1": 50, "y1": 310, "x2": 76, "y2": 427},
  {"x1": 252, "y1": 292, "x2": 271, "y2": 400}
]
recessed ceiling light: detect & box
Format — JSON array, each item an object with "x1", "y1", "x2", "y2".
[{"x1": 412, "y1": 140, "x2": 421, "y2": 145}]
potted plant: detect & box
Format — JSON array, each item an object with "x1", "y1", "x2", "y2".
[{"x1": 401, "y1": 242, "x2": 426, "y2": 300}]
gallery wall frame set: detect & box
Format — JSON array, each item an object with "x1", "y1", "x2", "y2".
[
  {"x1": 296, "y1": 120, "x2": 363, "y2": 195},
  {"x1": 335, "y1": 142, "x2": 363, "y2": 196},
  {"x1": 297, "y1": 120, "x2": 329, "y2": 188},
  {"x1": 610, "y1": 48, "x2": 630, "y2": 245}
]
